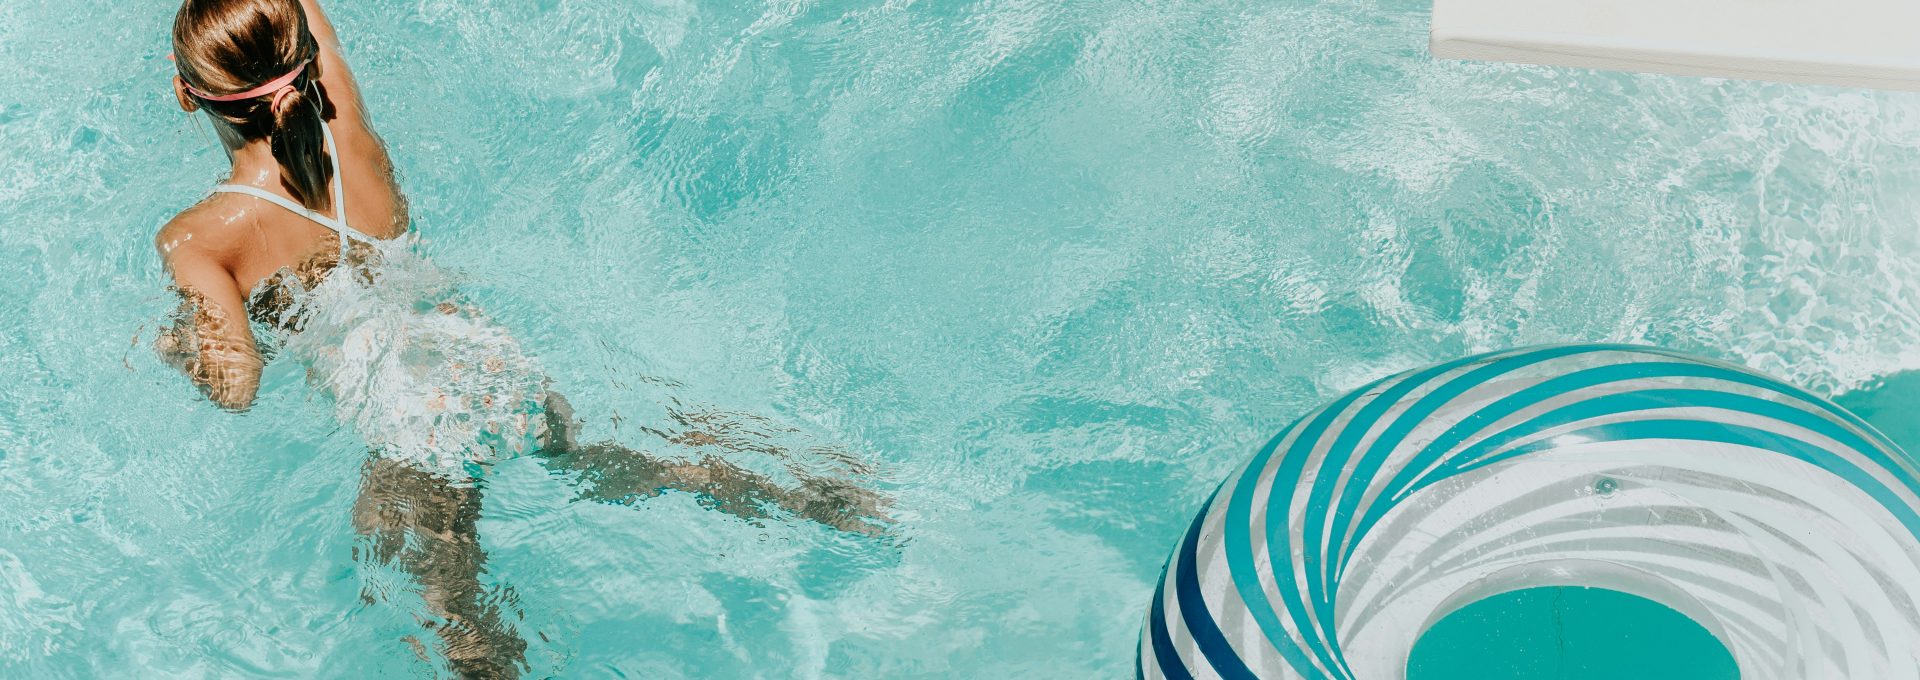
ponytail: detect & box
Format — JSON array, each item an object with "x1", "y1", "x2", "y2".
[{"x1": 269, "y1": 83, "x2": 332, "y2": 213}]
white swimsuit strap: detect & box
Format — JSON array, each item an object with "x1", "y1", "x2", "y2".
[
  {"x1": 321, "y1": 119, "x2": 348, "y2": 228},
  {"x1": 210, "y1": 183, "x2": 348, "y2": 231},
  {"x1": 210, "y1": 119, "x2": 376, "y2": 250}
]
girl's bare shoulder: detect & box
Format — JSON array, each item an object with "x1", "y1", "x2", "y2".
[{"x1": 155, "y1": 196, "x2": 250, "y2": 263}]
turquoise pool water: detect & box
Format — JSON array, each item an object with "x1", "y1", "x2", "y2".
[
  {"x1": 3, "y1": 0, "x2": 1919, "y2": 677},
  {"x1": 1410, "y1": 587, "x2": 1738, "y2": 679}
]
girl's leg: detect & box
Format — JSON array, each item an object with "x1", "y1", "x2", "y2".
[
  {"x1": 536, "y1": 392, "x2": 890, "y2": 535},
  {"x1": 352, "y1": 458, "x2": 526, "y2": 679}
]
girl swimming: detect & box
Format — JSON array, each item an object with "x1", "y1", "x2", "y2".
[{"x1": 152, "y1": 1, "x2": 886, "y2": 676}]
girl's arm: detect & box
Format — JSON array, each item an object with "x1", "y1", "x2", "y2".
[
  {"x1": 296, "y1": 0, "x2": 410, "y2": 239},
  {"x1": 297, "y1": 0, "x2": 343, "y2": 51},
  {"x1": 299, "y1": 0, "x2": 371, "y2": 122},
  {"x1": 155, "y1": 221, "x2": 263, "y2": 411}
]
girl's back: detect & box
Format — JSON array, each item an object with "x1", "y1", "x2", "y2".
[{"x1": 157, "y1": 0, "x2": 405, "y2": 409}]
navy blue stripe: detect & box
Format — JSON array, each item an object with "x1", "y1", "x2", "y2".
[
  {"x1": 1136, "y1": 619, "x2": 1146, "y2": 680},
  {"x1": 1147, "y1": 554, "x2": 1193, "y2": 680},
  {"x1": 1174, "y1": 492, "x2": 1260, "y2": 680}
]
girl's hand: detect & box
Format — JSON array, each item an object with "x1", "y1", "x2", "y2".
[
  {"x1": 789, "y1": 473, "x2": 895, "y2": 537},
  {"x1": 154, "y1": 326, "x2": 195, "y2": 370}
]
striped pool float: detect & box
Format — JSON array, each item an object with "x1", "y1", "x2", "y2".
[{"x1": 1139, "y1": 344, "x2": 1920, "y2": 679}]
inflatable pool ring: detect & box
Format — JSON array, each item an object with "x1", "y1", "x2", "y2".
[{"x1": 1139, "y1": 345, "x2": 1920, "y2": 679}]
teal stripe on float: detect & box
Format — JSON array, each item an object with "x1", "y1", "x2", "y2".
[
  {"x1": 1454, "y1": 388, "x2": 1909, "y2": 485},
  {"x1": 1628, "y1": 347, "x2": 1910, "y2": 459},
  {"x1": 1319, "y1": 346, "x2": 1571, "y2": 584},
  {"x1": 1370, "y1": 361, "x2": 1712, "y2": 510},
  {"x1": 1328, "y1": 345, "x2": 1619, "y2": 580},
  {"x1": 1305, "y1": 355, "x2": 1491, "y2": 600},
  {"x1": 1260, "y1": 384, "x2": 1377, "y2": 679},
  {"x1": 1350, "y1": 357, "x2": 1817, "y2": 567},
  {"x1": 1391, "y1": 367, "x2": 1920, "y2": 508},
  {"x1": 1477, "y1": 419, "x2": 1920, "y2": 543},
  {"x1": 1221, "y1": 418, "x2": 1321, "y2": 676}
]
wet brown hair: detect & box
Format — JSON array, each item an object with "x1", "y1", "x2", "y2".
[{"x1": 172, "y1": 0, "x2": 331, "y2": 211}]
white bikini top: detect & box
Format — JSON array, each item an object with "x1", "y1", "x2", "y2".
[{"x1": 211, "y1": 120, "x2": 378, "y2": 257}]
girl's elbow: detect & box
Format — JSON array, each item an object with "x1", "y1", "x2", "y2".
[
  {"x1": 210, "y1": 387, "x2": 259, "y2": 412},
  {"x1": 197, "y1": 359, "x2": 262, "y2": 412}
]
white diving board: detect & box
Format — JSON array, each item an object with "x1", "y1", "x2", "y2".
[{"x1": 1431, "y1": 0, "x2": 1920, "y2": 92}]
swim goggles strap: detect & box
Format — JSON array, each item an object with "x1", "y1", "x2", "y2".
[{"x1": 176, "y1": 59, "x2": 311, "y2": 104}]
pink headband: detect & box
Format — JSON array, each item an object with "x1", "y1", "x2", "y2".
[{"x1": 178, "y1": 59, "x2": 310, "y2": 106}]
